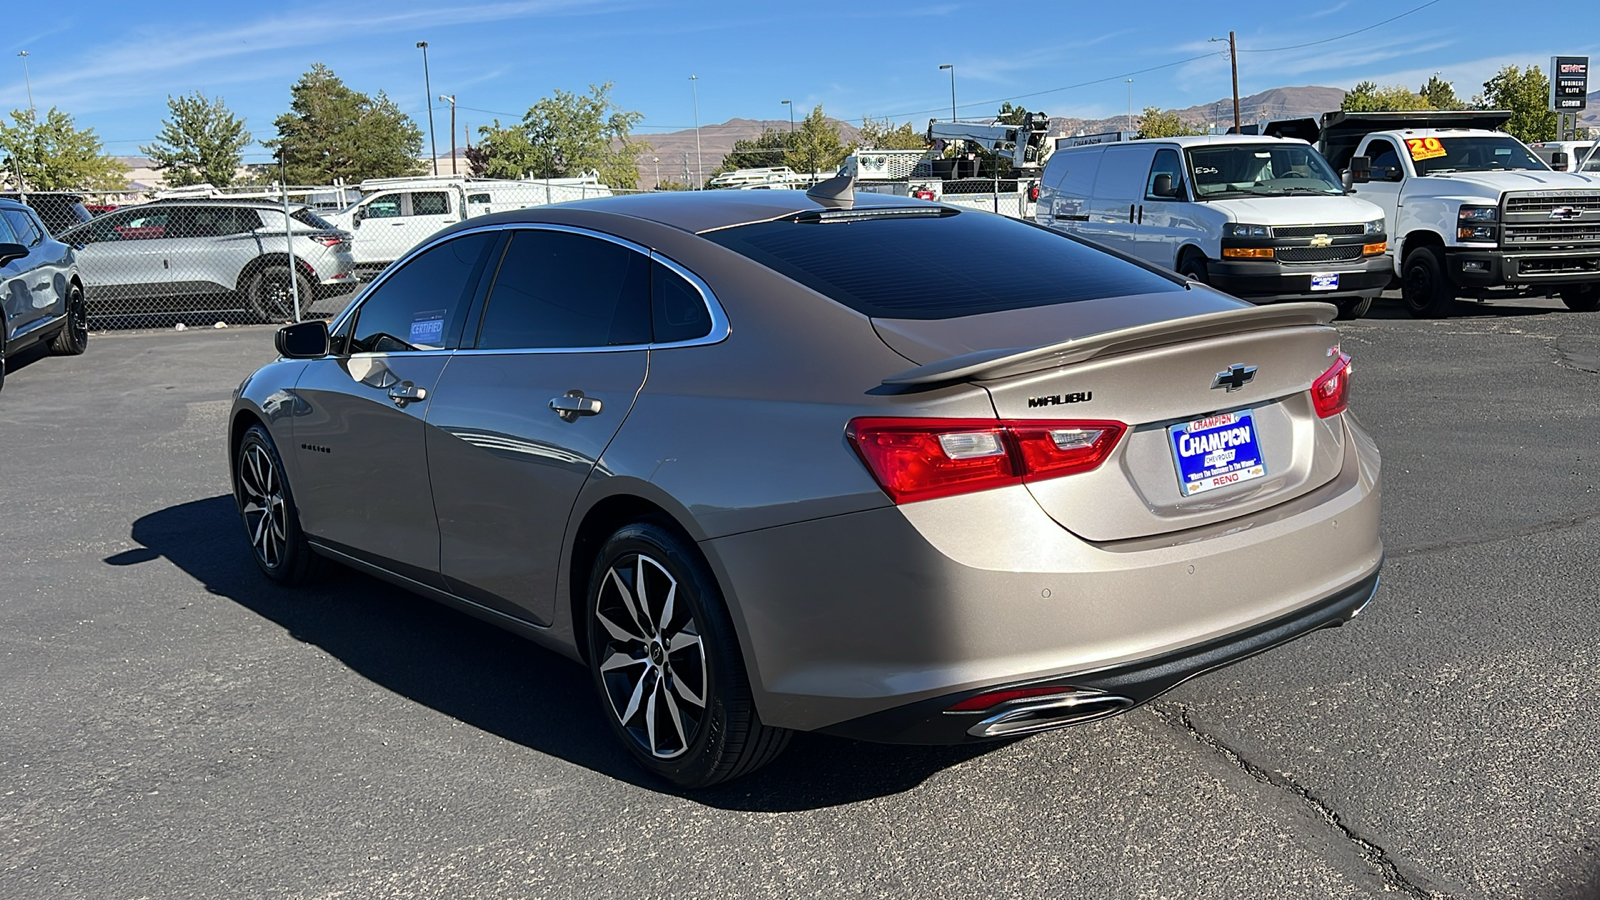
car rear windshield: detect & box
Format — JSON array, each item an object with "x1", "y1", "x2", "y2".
[{"x1": 702, "y1": 208, "x2": 1182, "y2": 319}]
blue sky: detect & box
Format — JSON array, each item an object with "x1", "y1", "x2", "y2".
[{"x1": 2, "y1": 0, "x2": 1596, "y2": 164}]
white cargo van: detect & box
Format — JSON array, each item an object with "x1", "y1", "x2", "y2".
[{"x1": 1035, "y1": 135, "x2": 1389, "y2": 317}]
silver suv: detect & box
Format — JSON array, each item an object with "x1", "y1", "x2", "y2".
[{"x1": 59, "y1": 199, "x2": 356, "y2": 324}]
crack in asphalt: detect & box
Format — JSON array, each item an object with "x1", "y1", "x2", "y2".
[
  {"x1": 1146, "y1": 700, "x2": 1441, "y2": 899},
  {"x1": 1389, "y1": 510, "x2": 1600, "y2": 559}
]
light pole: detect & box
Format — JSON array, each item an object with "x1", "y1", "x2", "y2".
[
  {"x1": 1126, "y1": 79, "x2": 1134, "y2": 130},
  {"x1": 652, "y1": 157, "x2": 661, "y2": 189},
  {"x1": 417, "y1": 42, "x2": 438, "y2": 176},
  {"x1": 17, "y1": 51, "x2": 34, "y2": 119},
  {"x1": 689, "y1": 75, "x2": 702, "y2": 189},
  {"x1": 782, "y1": 99, "x2": 794, "y2": 132},
  {"x1": 939, "y1": 64, "x2": 956, "y2": 121},
  {"x1": 438, "y1": 94, "x2": 457, "y2": 175}
]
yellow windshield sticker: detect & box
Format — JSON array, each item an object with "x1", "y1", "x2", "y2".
[{"x1": 1406, "y1": 137, "x2": 1446, "y2": 162}]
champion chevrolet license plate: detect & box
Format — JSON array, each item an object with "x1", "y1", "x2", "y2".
[{"x1": 1169, "y1": 410, "x2": 1266, "y2": 496}]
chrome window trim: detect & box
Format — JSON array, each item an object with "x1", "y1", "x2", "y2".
[{"x1": 329, "y1": 220, "x2": 730, "y2": 355}]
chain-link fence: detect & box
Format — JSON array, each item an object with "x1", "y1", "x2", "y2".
[
  {"x1": 11, "y1": 176, "x2": 616, "y2": 329},
  {"x1": 17, "y1": 173, "x2": 1032, "y2": 330}
]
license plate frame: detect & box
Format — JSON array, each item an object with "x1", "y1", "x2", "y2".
[
  {"x1": 1310, "y1": 272, "x2": 1340, "y2": 292},
  {"x1": 1169, "y1": 409, "x2": 1267, "y2": 497}
]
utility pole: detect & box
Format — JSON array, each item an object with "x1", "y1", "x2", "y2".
[
  {"x1": 689, "y1": 75, "x2": 702, "y2": 189},
  {"x1": 1126, "y1": 79, "x2": 1134, "y2": 129},
  {"x1": 1229, "y1": 31, "x2": 1241, "y2": 132},
  {"x1": 439, "y1": 94, "x2": 457, "y2": 175},
  {"x1": 417, "y1": 42, "x2": 439, "y2": 176},
  {"x1": 17, "y1": 51, "x2": 34, "y2": 119}
]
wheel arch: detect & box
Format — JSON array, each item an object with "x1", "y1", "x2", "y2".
[
  {"x1": 229, "y1": 407, "x2": 267, "y2": 485},
  {"x1": 1401, "y1": 229, "x2": 1445, "y2": 262},
  {"x1": 235, "y1": 253, "x2": 315, "y2": 294},
  {"x1": 1175, "y1": 243, "x2": 1207, "y2": 269}
]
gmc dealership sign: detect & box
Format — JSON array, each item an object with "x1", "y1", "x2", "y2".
[{"x1": 1550, "y1": 56, "x2": 1589, "y2": 112}]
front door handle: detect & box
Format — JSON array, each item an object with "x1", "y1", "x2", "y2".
[
  {"x1": 388, "y1": 381, "x2": 427, "y2": 406},
  {"x1": 550, "y1": 389, "x2": 602, "y2": 422}
]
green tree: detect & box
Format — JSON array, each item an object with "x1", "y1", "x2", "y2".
[
  {"x1": 1341, "y1": 81, "x2": 1432, "y2": 112},
  {"x1": 995, "y1": 102, "x2": 1035, "y2": 126},
  {"x1": 469, "y1": 83, "x2": 647, "y2": 189},
  {"x1": 0, "y1": 107, "x2": 128, "y2": 190},
  {"x1": 858, "y1": 117, "x2": 926, "y2": 150},
  {"x1": 265, "y1": 64, "x2": 423, "y2": 184},
  {"x1": 140, "y1": 92, "x2": 252, "y2": 187},
  {"x1": 1137, "y1": 106, "x2": 1206, "y2": 139},
  {"x1": 1479, "y1": 65, "x2": 1558, "y2": 144},
  {"x1": 784, "y1": 105, "x2": 847, "y2": 182},
  {"x1": 1419, "y1": 75, "x2": 1465, "y2": 111},
  {"x1": 715, "y1": 128, "x2": 793, "y2": 173}
]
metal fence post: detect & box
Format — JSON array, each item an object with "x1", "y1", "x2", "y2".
[{"x1": 278, "y1": 159, "x2": 302, "y2": 322}]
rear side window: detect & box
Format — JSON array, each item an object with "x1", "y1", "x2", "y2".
[
  {"x1": 476, "y1": 229, "x2": 651, "y2": 349},
  {"x1": 703, "y1": 209, "x2": 1182, "y2": 319},
  {"x1": 291, "y1": 208, "x2": 337, "y2": 230},
  {"x1": 413, "y1": 192, "x2": 450, "y2": 216},
  {"x1": 652, "y1": 262, "x2": 713, "y2": 343},
  {"x1": 350, "y1": 232, "x2": 497, "y2": 353}
]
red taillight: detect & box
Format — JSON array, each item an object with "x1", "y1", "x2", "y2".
[
  {"x1": 1312, "y1": 352, "x2": 1352, "y2": 418},
  {"x1": 847, "y1": 417, "x2": 1125, "y2": 504},
  {"x1": 1028, "y1": 183, "x2": 1041, "y2": 202}
]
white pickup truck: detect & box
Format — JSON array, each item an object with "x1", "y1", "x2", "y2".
[
  {"x1": 322, "y1": 175, "x2": 612, "y2": 271},
  {"x1": 1270, "y1": 111, "x2": 1600, "y2": 317}
]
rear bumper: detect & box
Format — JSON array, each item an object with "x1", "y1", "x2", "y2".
[
  {"x1": 703, "y1": 415, "x2": 1383, "y2": 736},
  {"x1": 1207, "y1": 255, "x2": 1392, "y2": 302},
  {"x1": 821, "y1": 569, "x2": 1379, "y2": 744},
  {"x1": 1445, "y1": 246, "x2": 1600, "y2": 288}
]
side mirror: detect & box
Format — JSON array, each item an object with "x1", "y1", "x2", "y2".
[
  {"x1": 1551, "y1": 150, "x2": 1569, "y2": 171},
  {"x1": 1350, "y1": 155, "x2": 1376, "y2": 184},
  {"x1": 352, "y1": 208, "x2": 365, "y2": 227},
  {"x1": 1151, "y1": 173, "x2": 1178, "y2": 198},
  {"x1": 0, "y1": 242, "x2": 26, "y2": 266},
  {"x1": 275, "y1": 319, "x2": 330, "y2": 359}
]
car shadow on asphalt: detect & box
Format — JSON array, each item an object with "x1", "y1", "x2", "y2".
[
  {"x1": 1361, "y1": 295, "x2": 1572, "y2": 320},
  {"x1": 108, "y1": 495, "x2": 1002, "y2": 810}
]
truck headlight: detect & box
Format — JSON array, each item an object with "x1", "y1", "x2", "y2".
[
  {"x1": 1457, "y1": 205, "x2": 1498, "y2": 243},
  {"x1": 1224, "y1": 223, "x2": 1273, "y2": 239},
  {"x1": 1365, "y1": 218, "x2": 1385, "y2": 235}
]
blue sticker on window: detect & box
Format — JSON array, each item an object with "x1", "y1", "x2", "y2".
[{"x1": 409, "y1": 310, "x2": 447, "y2": 347}]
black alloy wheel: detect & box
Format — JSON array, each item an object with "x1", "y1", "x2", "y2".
[
  {"x1": 48, "y1": 284, "x2": 89, "y2": 355},
  {"x1": 587, "y1": 522, "x2": 790, "y2": 788},
  {"x1": 234, "y1": 424, "x2": 321, "y2": 584},
  {"x1": 1178, "y1": 254, "x2": 1209, "y2": 285},
  {"x1": 248, "y1": 264, "x2": 311, "y2": 324},
  {"x1": 1401, "y1": 247, "x2": 1456, "y2": 318}
]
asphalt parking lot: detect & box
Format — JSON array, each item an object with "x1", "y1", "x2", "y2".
[{"x1": 3, "y1": 292, "x2": 1598, "y2": 900}]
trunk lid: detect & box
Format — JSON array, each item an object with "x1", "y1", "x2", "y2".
[{"x1": 874, "y1": 300, "x2": 1348, "y2": 542}]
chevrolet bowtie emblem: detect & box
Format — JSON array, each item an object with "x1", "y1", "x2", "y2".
[
  {"x1": 1212, "y1": 364, "x2": 1257, "y2": 392},
  {"x1": 1309, "y1": 234, "x2": 1332, "y2": 247},
  {"x1": 1550, "y1": 206, "x2": 1584, "y2": 220}
]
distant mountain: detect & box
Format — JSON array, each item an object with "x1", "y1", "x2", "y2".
[
  {"x1": 1048, "y1": 86, "x2": 1350, "y2": 138},
  {"x1": 635, "y1": 117, "x2": 860, "y2": 189}
]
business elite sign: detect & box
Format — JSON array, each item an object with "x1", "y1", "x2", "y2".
[{"x1": 1550, "y1": 56, "x2": 1590, "y2": 112}]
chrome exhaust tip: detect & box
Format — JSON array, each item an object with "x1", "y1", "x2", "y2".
[{"x1": 966, "y1": 690, "x2": 1136, "y2": 738}]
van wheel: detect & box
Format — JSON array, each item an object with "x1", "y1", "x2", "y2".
[
  {"x1": 1178, "y1": 255, "x2": 1209, "y2": 285},
  {"x1": 1401, "y1": 247, "x2": 1456, "y2": 318},
  {"x1": 1334, "y1": 295, "x2": 1374, "y2": 319},
  {"x1": 586, "y1": 521, "x2": 790, "y2": 788},
  {"x1": 1560, "y1": 284, "x2": 1600, "y2": 312}
]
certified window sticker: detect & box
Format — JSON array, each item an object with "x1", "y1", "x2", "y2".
[{"x1": 409, "y1": 310, "x2": 447, "y2": 348}]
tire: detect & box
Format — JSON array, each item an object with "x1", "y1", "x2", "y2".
[
  {"x1": 586, "y1": 521, "x2": 791, "y2": 788},
  {"x1": 1177, "y1": 254, "x2": 1209, "y2": 285},
  {"x1": 0, "y1": 342, "x2": 7, "y2": 395},
  {"x1": 234, "y1": 424, "x2": 322, "y2": 584},
  {"x1": 247, "y1": 264, "x2": 311, "y2": 324},
  {"x1": 1560, "y1": 283, "x2": 1600, "y2": 312},
  {"x1": 1334, "y1": 295, "x2": 1374, "y2": 320},
  {"x1": 1401, "y1": 246, "x2": 1456, "y2": 318},
  {"x1": 48, "y1": 283, "x2": 89, "y2": 356}
]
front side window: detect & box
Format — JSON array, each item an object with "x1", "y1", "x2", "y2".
[
  {"x1": 412, "y1": 192, "x2": 450, "y2": 216},
  {"x1": 1, "y1": 208, "x2": 42, "y2": 246},
  {"x1": 365, "y1": 195, "x2": 402, "y2": 219},
  {"x1": 1145, "y1": 148, "x2": 1186, "y2": 201},
  {"x1": 1366, "y1": 139, "x2": 1402, "y2": 174},
  {"x1": 348, "y1": 232, "x2": 497, "y2": 353},
  {"x1": 476, "y1": 229, "x2": 651, "y2": 350},
  {"x1": 0, "y1": 212, "x2": 17, "y2": 246}
]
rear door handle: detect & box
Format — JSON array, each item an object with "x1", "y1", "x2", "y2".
[
  {"x1": 550, "y1": 390, "x2": 602, "y2": 422},
  {"x1": 388, "y1": 382, "x2": 427, "y2": 406}
]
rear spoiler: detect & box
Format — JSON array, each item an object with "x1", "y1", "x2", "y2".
[{"x1": 882, "y1": 302, "x2": 1337, "y2": 386}]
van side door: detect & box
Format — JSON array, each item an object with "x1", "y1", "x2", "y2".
[
  {"x1": 1081, "y1": 145, "x2": 1157, "y2": 254},
  {"x1": 1131, "y1": 147, "x2": 1192, "y2": 268}
]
